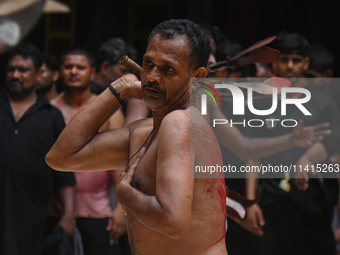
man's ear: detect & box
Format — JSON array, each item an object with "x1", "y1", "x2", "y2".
[
  {"x1": 193, "y1": 67, "x2": 207, "y2": 78},
  {"x1": 303, "y1": 57, "x2": 310, "y2": 71},
  {"x1": 52, "y1": 70, "x2": 59, "y2": 83},
  {"x1": 90, "y1": 67, "x2": 96, "y2": 81}
]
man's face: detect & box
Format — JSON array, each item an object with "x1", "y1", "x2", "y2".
[
  {"x1": 6, "y1": 55, "x2": 37, "y2": 95},
  {"x1": 60, "y1": 54, "x2": 94, "y2": 89},
  {"x1": 105, "y1": 64, "x2": 129, "y2": 84},
  {"x1": 140, "y1": 34, "x2": 192, "y2": 111},
  {"x1": 36, "y1": 63, "x2": 55, "y2": 92},
  {"x1": 272, "y1": 54, "x2": 309, "y2": 78}
]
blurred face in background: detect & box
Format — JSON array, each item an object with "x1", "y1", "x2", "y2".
[
  {"x1": 6, "y1": 55, "x2": 37, "y2": 96},
  {"x1": 60, "y1": 54, "x2": 94, "y2": 89},
  {"x1": 273, "y1": 54, "x2": 309, "y2": 78},
  {"x1": 36, "y1": 63, "x2": 59, "y2": 92}
]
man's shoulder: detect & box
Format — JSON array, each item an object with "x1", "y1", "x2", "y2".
[
  {"x1": 49, "y1": 93, "x2": 63, "y2": 107},
  {"x1": 160, "y1": 107, "x2": 212, "y2": 140},
  {"x1": 161, "y1": 108, "x2": 191, "y2": 132},
  {"x1": 165, "y1": 108, "x2": 190, "y2": 121},
  {"x1": 129, "y1": 117, "x2": 153, "y2": 134}
]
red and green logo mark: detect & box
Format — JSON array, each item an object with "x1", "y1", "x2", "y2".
[{"x1": 197, "y1": 82, "x2": 222, "y2": 106}]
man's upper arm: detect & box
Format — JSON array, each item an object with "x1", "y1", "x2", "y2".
[{"x1": 155, "y1": 111, "x2": 194, "y2": 223}]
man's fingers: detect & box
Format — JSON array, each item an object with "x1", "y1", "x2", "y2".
[
  {"x1": 313, "y1": 129, "x2": 331, "y2": 137},
  {"x1": 313, "y1": 122, "x2": 330, "y2": 131},
  {"x1": 310, "y1": 136, "x2": 323, "y2": 143},
  {"x1": 110, "y1": 227, "x2": 125, "y2": 240},
  {"x1": 257, "y1": 213, "x2": 265, "y2": 227},
  {"x1": 250, "y1": 227, "x2": 264, "y2": 237},
  {"x1": 295, "y1": 178, "x2": 309, "y2": 191},
  {"x1": 126, "y1": 147, "x2": 146, "y2": 175},
  {"x1": 296, "y1": 119, "x2": 304, "y2": 130}
]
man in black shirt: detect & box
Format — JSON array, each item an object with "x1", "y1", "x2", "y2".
[{"x1": 0, "y1": 43, "x2": 76, "y2": 255}]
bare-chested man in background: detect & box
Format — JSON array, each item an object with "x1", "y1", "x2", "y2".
[{"x1": 46, "y1": 19, "x2": 227, "y2": 255}]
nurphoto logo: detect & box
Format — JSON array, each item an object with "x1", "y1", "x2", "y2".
[{"x1": 197, "y1": 78, "x2": 312, "y2": 128}]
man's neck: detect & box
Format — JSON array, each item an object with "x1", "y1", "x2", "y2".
[
  {"x1": 63, "y1": 86, "x2": 94, "y2": 109},
  {"x1": 8, "y1": 89, "x2": 37, "y2": 122},
  {"x1": 151, "y1": 96, "x2": 190, "y2": 128},
  {"x1": 8, "y1": 89, "x2": 37, "y2": 103},
  {"x1": 44, "y1": 84, "x2": 59, "y2": 101},
  {"x1": 92, "y1": 75, "x2": 107, "y2": 89}
]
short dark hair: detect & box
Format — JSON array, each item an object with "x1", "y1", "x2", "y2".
[
  {"x1": 199, "y1": 24, "x2": 227, "y2": 50},
  {"x1": 94, "y1": 38, "x2": 137, "y2": 71},
  {"x1": 271, "y1": 31, "x2": 310, "y2": 57},
  {"x1": 41, "y1": 52, "x2": 59, "y2": 72},
  {"x1": 215, "y1": 40, "x2": 244, "y2": 62},
  {"x1": 7, "y1": 43, "x2": 42, "y2": 70},
  {"x1": 60, "y1": 48, "x2": 94, "y2": 67},
  {"x1": 148, "y1": 19, "x2": 211, "y2": 70},
  {"x1": 307, "y1": 43, "x2": 334, "y2": 73}
]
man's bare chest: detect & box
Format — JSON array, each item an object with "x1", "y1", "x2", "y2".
[{"x1": 129, "y1": 130, "x2": 158, "y2": 195}]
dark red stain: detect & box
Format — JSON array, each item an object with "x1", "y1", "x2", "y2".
[
  {"x1": 75, "y1": 97, "x2": 85, "y2": 111},
  {"x1": 217, "y1": 179, "x2": 227, "y2": 233},
  {"x1": 218, "y1": 179, "x2": 226, "y2": 214},
  {"x1": 203, "y1": 179, "x2": 226, "y2": 217},
  {"x1": 209, "y1": 233, "x2": 226, "y2": 248},
  {"x1": 203, "y1": 187, "x2": 215, "y2": 198}
]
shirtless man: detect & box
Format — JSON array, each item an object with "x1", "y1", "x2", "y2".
[
  {"x1": 49, "y1": 48, "x2": 126, "y2": 255},
  {"x1": 46, "y1": 19, "x2": 227, "y2": 255}
]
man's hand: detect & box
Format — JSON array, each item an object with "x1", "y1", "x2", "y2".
[
  {"x1": 244, "y1": 203, "x2": 265, "y2": 236},
  {"x1": 293, "y1": 120, "x2": 331, "y2": 148},
  {"x1": 119, "y1": 73, "x2": 143, "y2": 99},
  {"x1": 106, "y1": 204, "x2": 127, "y2": 241},
  {"x1": 330, "y1": 152, "x2": 340, "y2": 164},
  {"x1": 230, "y1": 203, "x2": 265, "y2": 237},
  {"x1": 57, "y1": 213, "x2": 75, "y2": 238},
  {"x1": 295, "y1": 157, "x2": 312, "y2": 191},
  {"x1": 115, "y1": 147, "x2": 145, "y2": 205}
]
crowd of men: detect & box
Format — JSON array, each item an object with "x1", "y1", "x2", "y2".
[{"x1": 1, "y1": 19, "x2": 340, "y2": 255}]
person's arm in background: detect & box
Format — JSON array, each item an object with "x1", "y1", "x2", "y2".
[
  {"x1": 50, "y1": 107, "x2": 76, "y2": 238},
  {"x1": 295, "y1": 101, "x2": 340, "y2": 191},
  {"x1": 106, "y1": 170, "x2": 127, "y2": 241},
  {"x1": 55, "y1": 186, "x2": 75, "y2": 238},
  {"x1": 209, "y1": 102, "x2": 330, "y2": 160},
  {"x1": 95, "y1": 95, "x2": 128, "y2": 242},
  {"x1": 244, "y1": 159, "x2": 265, "y2": 237},
  {"x1": 295, "y1": 142, "x2": 328, "y2": 190}
]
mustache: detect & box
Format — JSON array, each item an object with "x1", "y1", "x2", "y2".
[
  {"x1": 7, "y1": 79, "x2": 23, "y2": 86},
  {"x1": 142, "y1": 81, "x2": 165, "y2": 93}
]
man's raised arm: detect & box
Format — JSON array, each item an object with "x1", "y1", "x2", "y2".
[{"x1": 46, "y1": 74, "x2": 142, "y2": 172}]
